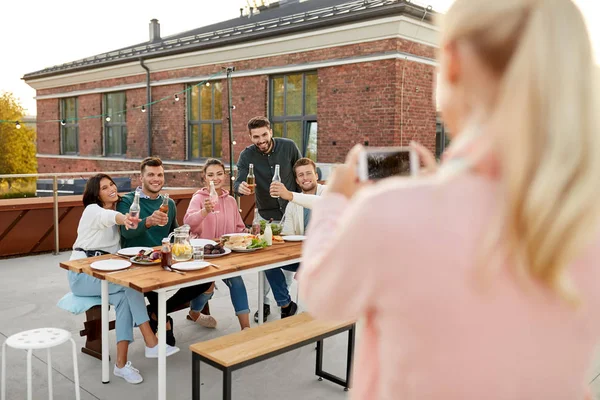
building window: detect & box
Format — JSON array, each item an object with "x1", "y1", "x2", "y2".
[
  {"x1": 270, "y1": 72, "x2": 318, "y2": 161},
  {"x1": 435, "y1": 116, "x2": 451, "y2": 159},
  {"x1": 60, "y1": 97, "x2": 78, "y2": 155},
  {"x1": 103, "y1": 92, "x2": 127, "y2": 156},
  {"x1": 188, "y1": 82, "x2": 223, "y2": 160}
]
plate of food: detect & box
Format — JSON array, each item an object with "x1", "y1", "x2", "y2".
[
  {"x1": 90, "y1": 259, "x2": 131, "y2": 271},
  {"x1": 222, "y1": 234, "x2": 267, "y2": 252},
  {"x1": 203, "y1": 243, "x2": 232, "y2": 258},
  {"x1": 118, "y1": 247, "x2": 153, "y2": 257},
  {"x1": 130, "y1": 249, "x2": 161, "y2": 265}
]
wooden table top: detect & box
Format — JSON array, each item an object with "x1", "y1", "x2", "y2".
[{"x1": 59, "y1": 241, "x2": 302, "y2": 293}]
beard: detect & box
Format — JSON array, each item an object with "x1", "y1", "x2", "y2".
[
  {"x1": 143, "y1": 182, "x2": 163, "y2": 194},
  {"x1": 300, "y1": 181, "x2": 317, "y2": 193}
]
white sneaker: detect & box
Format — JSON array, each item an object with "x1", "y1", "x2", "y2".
[
  {"x1": 145, "y1": 344, "x2": 180, "y2": 359},
  {"x1": 114, "y1": 361, "x2": 143, "y2": 384}
]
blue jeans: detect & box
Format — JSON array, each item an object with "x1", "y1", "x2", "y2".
[
  {"x1": 68, "y1": 271, "x2": 149, "y2": 343},
  {"x1": 190, "y1": 276, "x2": 250, "y2": 315},
  {"x1": 264, "y1": 263, "x2": 299, "y2": 307}
]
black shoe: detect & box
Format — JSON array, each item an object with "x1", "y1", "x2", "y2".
[
  {"x1": 147, "y1": 307, "x2": 176, "y2": 346},
  {"x1": 253, "y1": 304, "x2": 271, "y2": 323},
  {"x1": 166, "y1": 316, "x2": 176, "y2": 347},
  {"x1": 281, "y1": 301, "x2": 298, "y2": 319}
]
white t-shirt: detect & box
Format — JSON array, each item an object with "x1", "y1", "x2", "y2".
[{"x1": 70, "y1": 204, "x2": 120, "y2": 260}]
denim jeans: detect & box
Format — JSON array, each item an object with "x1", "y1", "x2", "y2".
[
  {"x1": 190, "y1": 276, "x2": 250, "y2": 315},
  {"x1": 68, "y1": 271, "x2": 148, "y2": 343},
  {"x1": 262, "y1": 270, "x2": 294, "y2": 305},
  {"x1": 263, "y1": 263, "x2": 299, "y2": 307}
]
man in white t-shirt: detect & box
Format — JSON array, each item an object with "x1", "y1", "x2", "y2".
[{"x1": 265, "y1": 158, "x2": 325, "y2": 319}]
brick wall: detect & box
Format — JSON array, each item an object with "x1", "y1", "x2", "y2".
[{"x1": 35, "y1": 37, "x2": 437, "y2": 170}]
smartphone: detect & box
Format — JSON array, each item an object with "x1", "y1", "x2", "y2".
[{"x1": 357, "y1": 146, "x2": 419, "y2": 181}]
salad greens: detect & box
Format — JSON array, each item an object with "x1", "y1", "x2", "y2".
[
  {"x1": 259, "y1": 220, "x2": 282, "y2": 235},
  {"x1": 247, "y1": 238, "x2": 268, "y2": 249}
]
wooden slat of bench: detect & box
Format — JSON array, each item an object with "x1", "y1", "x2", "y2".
[{"x1": 189, "y1": 313, "x2": 354, "y2": 368}]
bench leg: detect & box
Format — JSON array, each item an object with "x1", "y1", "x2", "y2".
[
  {"x1": 192, "y1": 354, "x2": 201, "y2": 400},
  {"x1": 223, "y1": 369, "x2": 232, "y2": 400},
  {"x1": 345, "y1": 324, "x2": 356, "y2": 391},
  {"x1": 315, "y1": 326, "x2": 356, "y2": 390}
]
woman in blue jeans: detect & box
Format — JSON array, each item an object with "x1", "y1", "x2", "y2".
[
  {"x1": 68, "y1": 174, "x2": 179, "y2": 384},
  {"x1": 183, "y1": 159, "x2": 251, "y2": 330}
]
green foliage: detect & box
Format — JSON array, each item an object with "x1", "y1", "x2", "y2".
[{"x1": 0, "y1": 92, "x2": 37, "y2": 193}]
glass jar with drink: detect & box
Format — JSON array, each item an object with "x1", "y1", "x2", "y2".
[{"x1": 161, "y1": 238, "x2": 172, "y2": 269}]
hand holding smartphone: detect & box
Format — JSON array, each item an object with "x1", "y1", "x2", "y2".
[{"x1": 357, "y1": 146, "x2": 420, "y2": 182}]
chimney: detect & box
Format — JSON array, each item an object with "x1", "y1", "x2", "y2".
[{"x1": 149, "y1": 19, "x2": 161, "y2": 43}]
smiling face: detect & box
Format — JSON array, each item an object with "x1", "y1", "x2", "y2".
[
  {"x1": 205, "y1": 164, "x2": 226, "y2": 191},
  {"x1": 98, "y1": 178, "x2": 118, "y2": 207},
  {"x1": 141, "y1": 165, "x2": 165, "y2": 196},
  {"x1": 295, "y1": 164, "x2": 318, "y2": 193},
  {"x1": 249, "y1": 126, "x2": 273, "y2": 153}
]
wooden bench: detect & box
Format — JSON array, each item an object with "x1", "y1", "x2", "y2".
[
  {"x1": 189, "y1": 313, "x2": 355, "y2": 400},
  {"x1": 80, "y1": 302, "x2": 210, "y2": 360}
]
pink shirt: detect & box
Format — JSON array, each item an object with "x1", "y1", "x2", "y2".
[
  {"x1": 298, "y1": 173, "x2": 600, "y2": 400},
  {"x1": 183, "y1": 188, "x2": 246, "y2": 239}
]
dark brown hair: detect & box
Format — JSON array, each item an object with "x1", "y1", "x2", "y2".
[
  {"x1": 83, "y1": 174, "x2": 118, "y2": 208},
  {"x1": 204, "y1": 158, "x2": 226, "y2": 173},
  {"x1": 293, "y1": 158, "x2": 317, "y2": 177},
  {"x1": 140, "y1": 156, "x2": 163, "y2": 174},
  {"x1": 247, "y1": 116, "x2": 271, "y2": 132}
]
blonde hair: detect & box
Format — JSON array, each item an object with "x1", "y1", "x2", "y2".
[{"x1": 440, "y1": 0, "x2": 600, "y2": 302}]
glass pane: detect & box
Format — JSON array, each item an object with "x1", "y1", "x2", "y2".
[
  {"x1": 106, "y1": 93, "x2": 126, "y2": 123},
  {"x1": 305, "y1": 73, "x2": 317, "y2": 116},
  {"x1": 272, "y1": 77, "x2": 284, "y2": 117},
  {"x1": 214, "y1": 124, "x2": 222, "y2": 158},
  {"x1": 201, "y1": 124, "x2": 212, "y2": 158},
  {"x1": 63, "y1": 98, "x2": 77, "y2": 120},
  {"x1": 106, "y1": 126, "x2": 118, "y2": 155},
  {"x1": 201, "y1": 85, "x2": 212, "y2": 120},
  {"x1": 214, "y1": 82, "x2": 223, "y2": 120},
  {"x1": 63, "y1": 127, "x2": 77, "y2": 154},
  {"x1": 190, "y1": 124, "x2": 200, "y2": 159},
  {"x1": 306, "y1": 122, "x2": 318, "y2": 161},
  {"x1": 121, "y1": 126, "x2": 128, "y2": 155},
  {"x1": 190, "y1": 85, "x2": 199, "y2": 121},
  {"x1": 273, "y1": 122, "x2": 283, "y2": 138},
  {"x1": 286, "y1": 121, "x2": 302, "y2": 150},
  {"x1": 285, "y1": 74, "x2": 303, "y2": 116}
]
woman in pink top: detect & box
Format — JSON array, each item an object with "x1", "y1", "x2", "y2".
[
  {"x1": 183, "y1": 159, "x2": 251, "y2": 330},
  {"x1": 297, "y1": 0, "x2": 600, "y2": 399}
]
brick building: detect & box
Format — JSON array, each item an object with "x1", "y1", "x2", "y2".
[{"x1": 24, "y1": 0, "x2": 439, "y2": 180}]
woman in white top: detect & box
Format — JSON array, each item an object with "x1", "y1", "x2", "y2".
[{"x1": 68, "y1": 174, "x2": 179, "y2": 384}]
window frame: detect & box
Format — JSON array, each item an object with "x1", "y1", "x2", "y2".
[
  {"x1": 102, "y1": 92, "x2": 128, "y2": 157},
  {"x1": 187, "y1": 82, "x2": 223, "y2": 160},
  {"x1": 59, "y1": 97, "x2": 79, "y2": 155},
  {"x1": 269, "y1": 71, "x2": 318, "y2": 157}
]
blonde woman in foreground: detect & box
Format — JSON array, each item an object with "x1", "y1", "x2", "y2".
[{"x1": 297, "y1": 0, "x2": 600, "y2": 399}]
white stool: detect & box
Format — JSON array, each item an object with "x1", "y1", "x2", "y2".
[{"x1": 1, "y1": 328, "x2": 80, "y2": 400}]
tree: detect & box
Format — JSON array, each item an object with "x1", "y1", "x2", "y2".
[{"x1": 0, "y1": 92, "x2": 37, "y2": 197}]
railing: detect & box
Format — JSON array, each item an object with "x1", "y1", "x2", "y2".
[{"x1": 0, "y1": 169, "x2": 214, "y2": 257}]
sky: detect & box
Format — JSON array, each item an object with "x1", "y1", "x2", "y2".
[{"x1": 1, "y1": 0, "x2": 598, "y2": 116}]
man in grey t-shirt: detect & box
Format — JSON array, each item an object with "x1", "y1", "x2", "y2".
[{"x1": 234, "y1": 116, "x2": 302, "y2": 221}]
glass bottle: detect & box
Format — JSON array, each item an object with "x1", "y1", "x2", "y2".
[
  {"x1": 271, "y1": 164, "x2": 281, "y2": 198},
  {"x1": 251, "y1": 207, "x2": 261, "y2": 236},
  {"x1": 161, "y1": 238, "x2": 172, "y2": 268},
  {"x1": 247, "y1": 163, "x2": 255, "y2": 194},
  {"x1": 129, "y1": 189, "x2": 141, "y2": 229},
  {"x1": 209, "y1": 181, "x2": 220, "y2": 214},
  {"x1": 264, "y1": 223, "x2": 273, "y2": 246},
  {"x1": 158, "y1": 193, "x2": 169, "y2": 226}
]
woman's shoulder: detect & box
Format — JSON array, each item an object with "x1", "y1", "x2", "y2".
[{"x1": 358, "y1": 173, "x2": 498, "y2": 216}]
